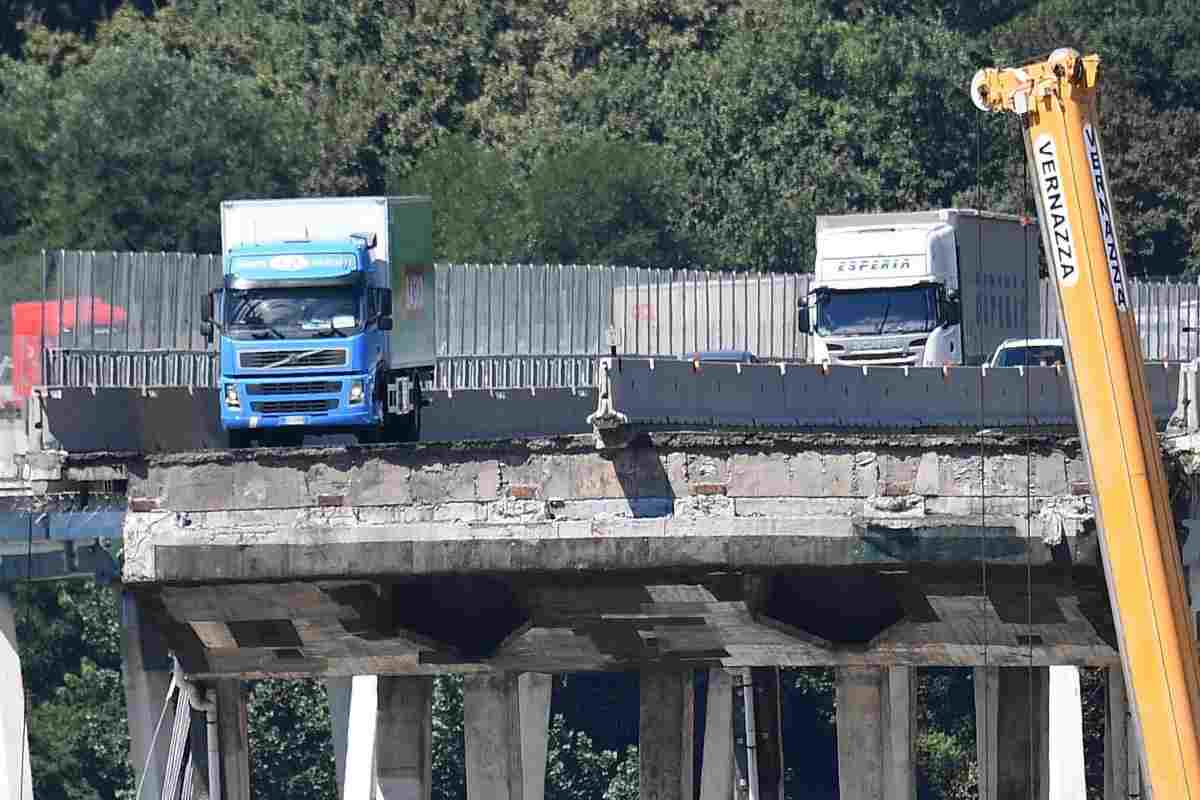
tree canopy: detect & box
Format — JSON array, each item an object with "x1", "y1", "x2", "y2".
[{"x1": 3, "y1": 0, "x2": 1200, "y2": 275}]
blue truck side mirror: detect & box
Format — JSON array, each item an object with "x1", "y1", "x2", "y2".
[
  {"x1": 377, "y1": 288, "x2": 393, "y2": 330},
  {"x1": 200, "y1": 291, "x2": 216, "y2": 342}
]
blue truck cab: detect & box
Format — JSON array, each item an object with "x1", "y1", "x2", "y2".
[{"x1": 200, "y1": 196, "x2": 434, "y2": 448}]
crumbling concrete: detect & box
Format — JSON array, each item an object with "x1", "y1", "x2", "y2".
[{"x1": 34, "y1": 432, "x2": 1121, "y2": 677}]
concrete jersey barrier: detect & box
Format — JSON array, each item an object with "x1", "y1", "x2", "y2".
[
  {"x1": 20, "y1": 360, "x2": 1182, "y2": 453},
  {"x1": 590, "y1": 358, "x2": 1180, "y2": 432}
]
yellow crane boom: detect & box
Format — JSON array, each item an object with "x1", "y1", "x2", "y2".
[{"x1": 972, "y1": 48, "x2": 1200, "y2": 797}]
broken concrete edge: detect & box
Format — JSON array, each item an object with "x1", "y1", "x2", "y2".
[{"x1": 47, "y1": 429, "x2": 1090, "y2": 472}]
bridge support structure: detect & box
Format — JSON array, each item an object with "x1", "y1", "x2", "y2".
[
  {"x1": 835, "y1": 666, "x2": 916, "y2": 800},
  {"x1": 0, "y1": 591, "x2": 32, "y2": 800},
  {"x1": 464, "y1": 672, "x2": 552, "y2": 800}
]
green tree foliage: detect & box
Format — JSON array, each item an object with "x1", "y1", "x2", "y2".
[
  {"x1": 399, "y1": 133, "x2": 693, "y2": 265},
  {"x1": 3, "y1": 29, "x2": 310, "y2": 255},
  {"x1": 13, "y1": 581, "x2": 132, "y2": 800},
  {"x1": 6, "y1": 0, "x2": 1200, "y2": 272},
  {"x1": 545, "y1": 715, "x2": 637, "y2": 800},
  {"x1": 432, "y1": 675, "x2": 466, "y2": 800},
  {"x1": 525, "y1": 136, "x2": 694, "y2": 266},
  {"x1": 247, "y1": 680, "x2": 337, "y2": 800},
  {"x1": 396, "y1": 134, "x2": 527, "y2": 263},
  {"x1": 917, "y1": 668, "x2": 977, "y2": 800}
]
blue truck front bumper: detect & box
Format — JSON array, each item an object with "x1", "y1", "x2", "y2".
[{"x1": 219, "y1": 374, "x2": 376, "y2": 431}]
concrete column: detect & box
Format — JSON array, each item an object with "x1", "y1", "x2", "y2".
[
  {"x1": 639, "y1": 670, "x2": 695, "y2": 800},
  {"x1": 215, "y1": 679, "x2": 251, "y2": 800},
  {"x1": 974, "y1": 666, "x2": 1049, "y2": 800},
  {"x1": 699, "y1": 669, "x2": 734, "y2": 800},
  {"x1": 376, "y1": 676, "x2": 434, "y2": 800},
  {"x1": 0, "y1": 591, "x2": 32, "y2": 800},
  {"x1": 1049, "y1": 666, "x2": 1086, "y2": 800},
  {"x1": 326, "y1": 677, "x2": 353, "y2": 799},
  {"x1": 517, "y1": 673, "x2": 552, "y2": 800},
  {"x1": 1106, "y1": 665, "x2": 1152, "y2": 800},
  {"x1": 120, "y1": 591, "x2": 174, "y2": 800},
  {"x1": 749, "y1": 667, "x2": 785, "y2": 800},
  {"x1": 836, "y1": 666, "x2": 915, "y2": 800},
  {"x1": 463, "y1": 672, "x2": 552, "y2": 800},
  {"x1": 344, "y1": 675, "x2": 380, "y2": 800}
]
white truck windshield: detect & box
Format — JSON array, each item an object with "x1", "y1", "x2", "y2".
[
  {"x1": 225, "y1": 287, "x2": 361, "y2": 340},
  {"x1": 816, "y1": 285, "x2": 940, "y2": 336}
]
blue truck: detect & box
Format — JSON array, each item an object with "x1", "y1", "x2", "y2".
[{"x1": 200, "y1": 196, "x2": 434, "y2": 448}]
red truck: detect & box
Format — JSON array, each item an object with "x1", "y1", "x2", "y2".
[{"x1": 7, "y1": 298, "x2": 128, "y2": 407}]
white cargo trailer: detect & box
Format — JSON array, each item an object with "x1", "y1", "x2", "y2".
[{"x1": 799, "y1": 209, "x2": 1040, "y2": 366}]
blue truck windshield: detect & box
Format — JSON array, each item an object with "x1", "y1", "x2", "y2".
[
  {"x1": 224, "y1": 287, "x2": 361, "y2": 340},
  {"x1": 816, "y1": 285, "x2": 939, "y2": 336}
]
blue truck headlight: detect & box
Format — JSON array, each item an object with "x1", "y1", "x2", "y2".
[
  {"x1": 224, "y1": 384, "x2": 240, "y2": 409},
  {"x1": 348, "y1": 380, "x2": 365, "y2": 405}
]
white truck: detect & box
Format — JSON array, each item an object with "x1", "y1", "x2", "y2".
[{"x1": 798, "y1": 209, "x2": 1040, "y2": 366}]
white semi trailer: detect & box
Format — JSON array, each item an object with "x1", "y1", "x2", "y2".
[{"x1": 799, "y1": 209, "x2": 1041, "y2": 366}]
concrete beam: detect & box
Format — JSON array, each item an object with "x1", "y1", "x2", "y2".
[
  {"x1": 120, "y1": 591, "x2": 174, "y2": 800},
  {"x1": 835, "y1": 666, "x2": 915, "y2": 800},
  {"x1": 640, "y1": 670, "x2": 695, "y2": 800},
  {"x1": 0, "y1": 591, "x2": 32, "y2": 800},
  {"x1": 215, "y1": 679, "x2": 251, "y2": 800},
  {"x1": 463, "y1": 673, "x2": 551, "y2": 800},
  {"x1": 974, "y1": 666, "x2": 1049, "y2": 800}
]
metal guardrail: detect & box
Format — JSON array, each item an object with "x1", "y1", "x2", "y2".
[
  {"x1": 431, "y1": 354, "x2": 599, "y2": 392},
  {"x1": 43, "y1": 349, "x2": 220, "y2": 390},
  {"x1": 23, "y1": 251, "x2": 1200, "y2": 392}
]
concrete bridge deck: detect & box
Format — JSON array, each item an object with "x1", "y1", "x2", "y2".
[{"x1": 21, "y1": 430, "x2": 1114, "y2": 679}]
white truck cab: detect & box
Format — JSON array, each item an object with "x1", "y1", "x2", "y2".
[{"x1": 799, "y1": 209, "x2": 1040, "y2": 367}]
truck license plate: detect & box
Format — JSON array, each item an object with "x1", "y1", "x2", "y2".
[{"x1": 283, "y1": 415, "x2": 305, "y2": 426}]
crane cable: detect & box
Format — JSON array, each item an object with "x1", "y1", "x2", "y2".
[
  {"x1": 974, "y1": 102, "x2": 992, "y2": 799},
  {"x1": 1020, "y1": 111, "x2": 1037, "y2": 800},
  {"x1": 972, "y1": 93, "x2": 1041, "y2": 799}
]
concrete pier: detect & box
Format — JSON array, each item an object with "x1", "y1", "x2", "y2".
[
  {"x1": 120, "y1": 591, "x2": 174, "y2": 800},
  {"x1": 342, "y1": 675, "x2": 380, "y2": 800},
  {"x1": 0, "y1": 591, "x2": 31, "y2": 800},
  {"x1": 376, "y1": 676, "x2": 434, "y2": 800},
  {"x1": 974, "y1": 666, "x2": 1049, "y2": 800},
  {"x1": 215, "y1": 679, "x2": 252, "y2": 800},
  {"x1": 1106, "y1": 666, "x2": 1151, "y2": 800},
  {"x1": 835, "y1": 666, "x2": 915, "y2": 800},
  {"x1": 699, "y1": 669, "x2": 734, "y2": 800},
  {"x1": 747, "y1": 667, "x2": 785, "y2": 800},
  {"x1": 327, "y1": 677, "x2": 353, "y2": 799},
  {"x1": 1048, "y1": 666, "x2": 1086, "y2": 800},
  {"x1": 463, "y1": 672, "x2": 551, "y2": 800},
  {"x1": 640, "y1": 670, "x2": 695, "y2": 800}
]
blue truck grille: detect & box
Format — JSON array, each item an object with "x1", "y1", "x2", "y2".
[
  {"x1": 245, "y1": 381, "x2": 341, "y2": 396},
  {"x1": 250, "y1": 399, "x2": 338, "y2": 415},
  {"x1": 239, "y1": 349, "x2": 347, "y2": 369}
]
